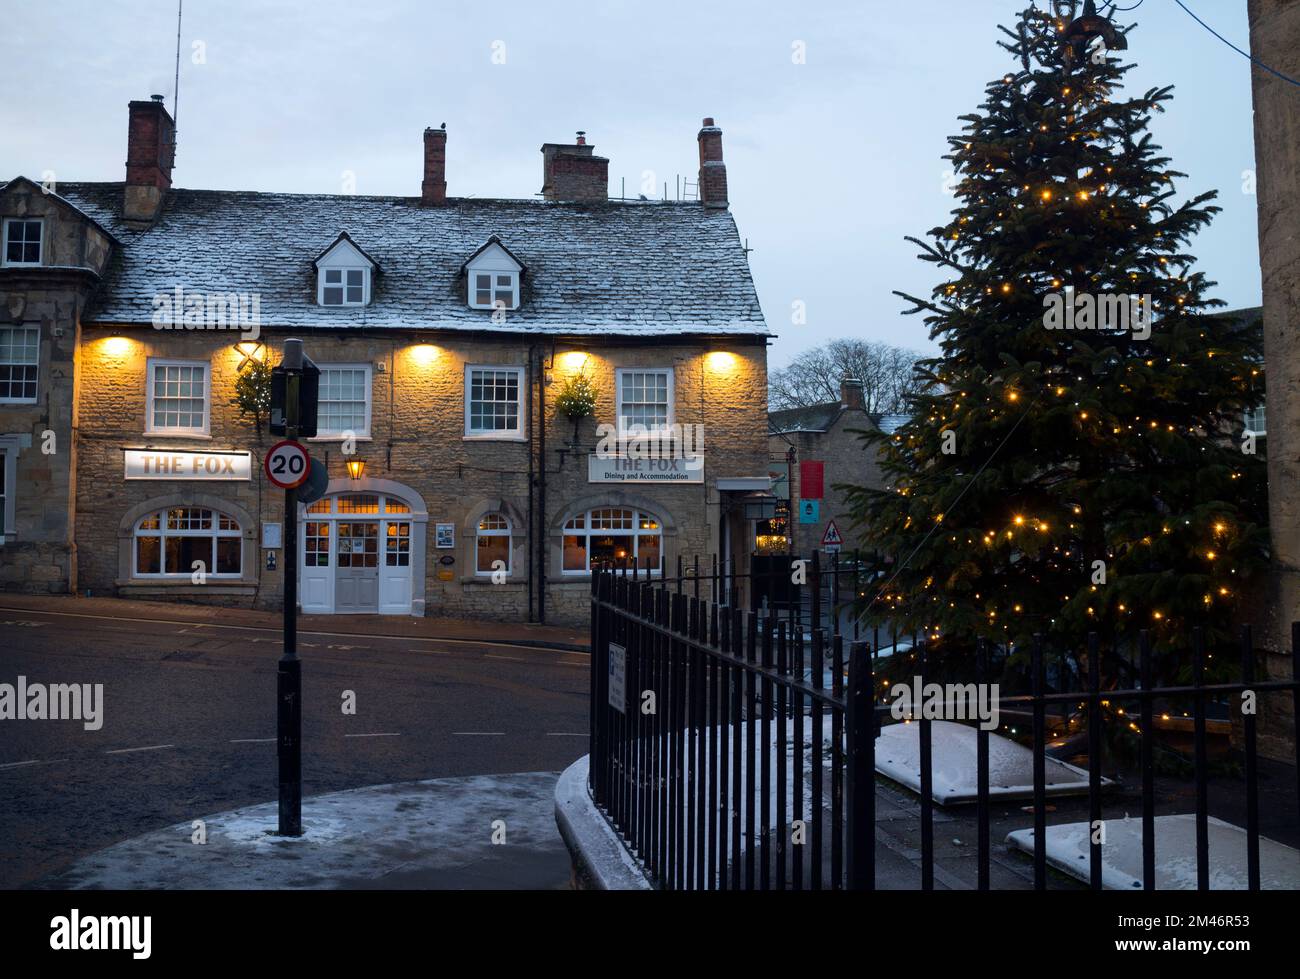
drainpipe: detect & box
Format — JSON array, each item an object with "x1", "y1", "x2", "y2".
[
  {"x1": 537, "y1": 345, "x2": 548, "y2": 624},
  {"x1": 526, "y1": 344, "x2": 536, "y2": 622}
]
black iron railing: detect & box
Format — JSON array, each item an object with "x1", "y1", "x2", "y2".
[{"x1": 588, "y1": 564, "x2": 1300, "y2": 891}]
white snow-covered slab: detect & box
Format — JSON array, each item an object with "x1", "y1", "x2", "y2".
[
  {"x1": 1006, "y1": 814, "x2": 1300, "y2": 890},
  {"x1": 875, "y1": 719, "x2": 1108, "y2": 805}
]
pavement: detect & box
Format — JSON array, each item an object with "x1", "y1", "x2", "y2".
[
  {"x1": 33, "y1": 772, "x2": 574, "y2": 890},
  {"x1": 0, "y1": 594, "x2": 591, "y2": 888},
  {"x1": 0, "y1": 591, "x2": 589, "y2": 652}
]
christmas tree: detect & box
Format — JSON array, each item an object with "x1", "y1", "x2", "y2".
[{"x1": 845, "y1": 1, "x2": 1268, "y2": 662}]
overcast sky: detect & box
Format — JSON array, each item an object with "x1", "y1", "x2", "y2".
[{"x1": 5, "y1": 0, "x2": 1261, "y2": 368}]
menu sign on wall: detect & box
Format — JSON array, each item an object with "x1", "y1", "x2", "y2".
[{"x1": 124, "y1": 449, "x2": 252, "y2": 481}]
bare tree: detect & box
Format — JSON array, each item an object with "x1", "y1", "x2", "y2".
[{"x1": 769, "y1": 339, "x2": 923, "y2": 413}]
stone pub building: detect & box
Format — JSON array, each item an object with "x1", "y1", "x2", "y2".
[{"x1": 0, "y1": 99, "x2": 773, "y2": 625}]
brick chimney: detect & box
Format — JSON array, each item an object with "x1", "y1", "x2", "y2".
[
  {"x1": 840, "y1": 377, "x2": 865, "y2": 411},
  {"x1": 422, "y1": 125, "x2": 447, "y2": 206},
  {"x1": 697, "y1": 117, "x2": 728, "y2": 208},
  {"x1": 540, "y1": 133, "x2": 609, "y2": 203},
  {"x1": 124, "y1": 95, "x2": 175, "y2": 223}
]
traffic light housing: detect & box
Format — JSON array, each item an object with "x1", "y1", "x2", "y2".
[{"x1": 270, "y1": 356, "x2": 320, "y2": 437}]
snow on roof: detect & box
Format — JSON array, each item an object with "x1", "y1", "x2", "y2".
[
  {"x1": 873, "y1": 413, "x2": 910, "y2": 435},
  {"x1": 769, "y1": 404, "x2": 911, "y2": 437},
  {"x1": 768, "y1": 401, "x2": 841, "y2": 434},
  {"x1": 54, "y1": 182, "x2": 770, "y2": 337}
]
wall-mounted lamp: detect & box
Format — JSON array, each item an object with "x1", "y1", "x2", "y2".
[
  {"x1": 409, "y1": 343, "x2": 440, "y2": 366},
  {"x1": 741, "y1": 493, "x2": 778, "y2": 521},
  {"x1": 346, "y1": 459, "x2": 366, "y2": 480},
  {"x1": 233, "y1": 339, "x2": 266, "y2": 370},
  {"x1": 705, "y1": 351, "x2": 738, "y2": 374},
  {"x1": 103, "y1": 331, "x2": 132, "y2": 358}
]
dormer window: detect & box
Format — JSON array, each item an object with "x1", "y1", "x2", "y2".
[
  {"x1": 462, "y1": 235, "x2": 525, "y2": 312},
  {"x1": 312, "y1": 231, "x2": 378, "y2": 308}
]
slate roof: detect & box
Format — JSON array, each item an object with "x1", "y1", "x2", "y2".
[
  {"x1": 769, "y1": 402, "x2": 912, "y2": 437},
  {"x1": 47, "y1": 182, "x2": 769, "y2": 337},
  {"x1": 768, "y1": 402, "x2": 844, "y2": 434}
]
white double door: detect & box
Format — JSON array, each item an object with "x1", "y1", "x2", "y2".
[{"x1": 300, "y1": 517, "x2": 412, "y2": 615}]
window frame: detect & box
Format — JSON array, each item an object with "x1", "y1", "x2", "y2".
[
  {"x1": 145, "y1": 357, "x2": 211, "y2": 437},
  {"x1": 615, "y1": 367, "x2": 675, "y2": 435},
  {"x1": 475, "y1": 512, "x2": 512, "y2": 576},
  {"x1": 312, "y1": 363, "x2": 373, "y2": 439},
  {"x1": 131, "y1": 507, "x2": 243, "y2": 579},
  {"x1": 317, "y1": 266, "x2": 370, "y2": 307},
  {"x1": 0, "y1": 323, "x2": 40, "y2": 405},
  {"x1": 2, "y1": 218, "x2": 43, "y2": 267},
  {"x1": 463, "y1": 364, "x2": 526, "y2": 441},
  {"x1": 468, "y1": 269, "x2": 519, "y2": 311},
  {"x1": 561, "y1": 506, "x2": 663, "y2": 576},
  {"x1": 1244, "y1": 405, "x2": 1266, "y2": 437}
]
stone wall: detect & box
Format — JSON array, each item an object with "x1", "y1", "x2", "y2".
[
  {"x1": 0, "y1": 178, "x2": 114, "y2": 594},
  {"x1": 72, "y1": 327, "x2": 769, "y2": 625},
  {"x1": 769, "y1": 407, "x2": 886, "y2": 559}
]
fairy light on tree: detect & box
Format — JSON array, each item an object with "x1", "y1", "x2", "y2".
[{"x1": 843, "y1": 1, "x2": 1267, "y2": 662}]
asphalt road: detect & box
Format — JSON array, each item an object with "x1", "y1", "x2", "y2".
[{"x1": 0, "y1": 605, "x2": 590, "y2": 888}]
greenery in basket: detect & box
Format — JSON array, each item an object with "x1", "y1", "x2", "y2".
[
  {"x1": 555, "y1": 371, "x2": 598, "y2": 421},
  {"x1": 231, "y1": 357, "x2": 273, "y2": 435}
]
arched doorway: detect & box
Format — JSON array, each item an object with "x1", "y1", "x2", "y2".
[{"x1": 298, "y1": 479, "x2": 427, "y2": 615}]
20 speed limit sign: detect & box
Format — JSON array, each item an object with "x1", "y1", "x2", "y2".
[{"x1": 265, "y1": 439, "x2": 311, "y2": 489}]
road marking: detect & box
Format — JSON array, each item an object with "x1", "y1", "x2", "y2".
[
  {"x1": 344, "y1": 732, "x2": 401, "y2": 738},
  {"x1": 0, "y1": 605, "x2": 590, "y2": 657},
  {"x1": 229, "y1": 738, "x2": 275, "y2": 744},
  {"x1": 453, "y1": 731, "x2": 505, "y2": 736},
  {"x1": 0, "y1": 758, "x2": 66, "y2": 770},
  {"x1": 104, "y1": 744, "x2": 174, "y2": 755},
  {"x1": 546, "y1": 732, "x2": 588, "y2": 737},
  {"x1": 485, "y1": 654, "x2": 525, "y2": 662}
]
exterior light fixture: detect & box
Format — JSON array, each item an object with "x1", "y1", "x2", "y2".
[
  {"x1": 103, "y1": 331, "x2": 132, "y2": 357},
  {"x1": 346, "y1": 459, "x2": 366, "y2": 480},
  {"x1": 234, "y1": 339, "x2": 265, "y2": 369},
  {"x1": 740, "y1": 492, "x2": 778, "y2": 521}
]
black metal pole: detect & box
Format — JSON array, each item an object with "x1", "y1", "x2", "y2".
[
  {"x1": 845, "y1": 639, "x2": 874, "y2": 889},
  {"x1": 277, "y1": 345, "x2": 303, "y2": 837}
]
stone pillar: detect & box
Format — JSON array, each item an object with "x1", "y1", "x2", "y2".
[{"x1": 1248, "y1": 0, "x2": 1300, "y2": 761}]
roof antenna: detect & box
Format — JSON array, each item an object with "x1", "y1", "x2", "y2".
[{"x1": 172, "y1": 0, "x2": 183, "y2": 130}]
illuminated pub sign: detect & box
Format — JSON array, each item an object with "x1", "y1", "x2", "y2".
[
  {"x1": 588, "y1": 454, "x2": 704, "y2": 484},
  {"x1": 124, "y1": 449, "x2": 253, "y2": 481}
]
